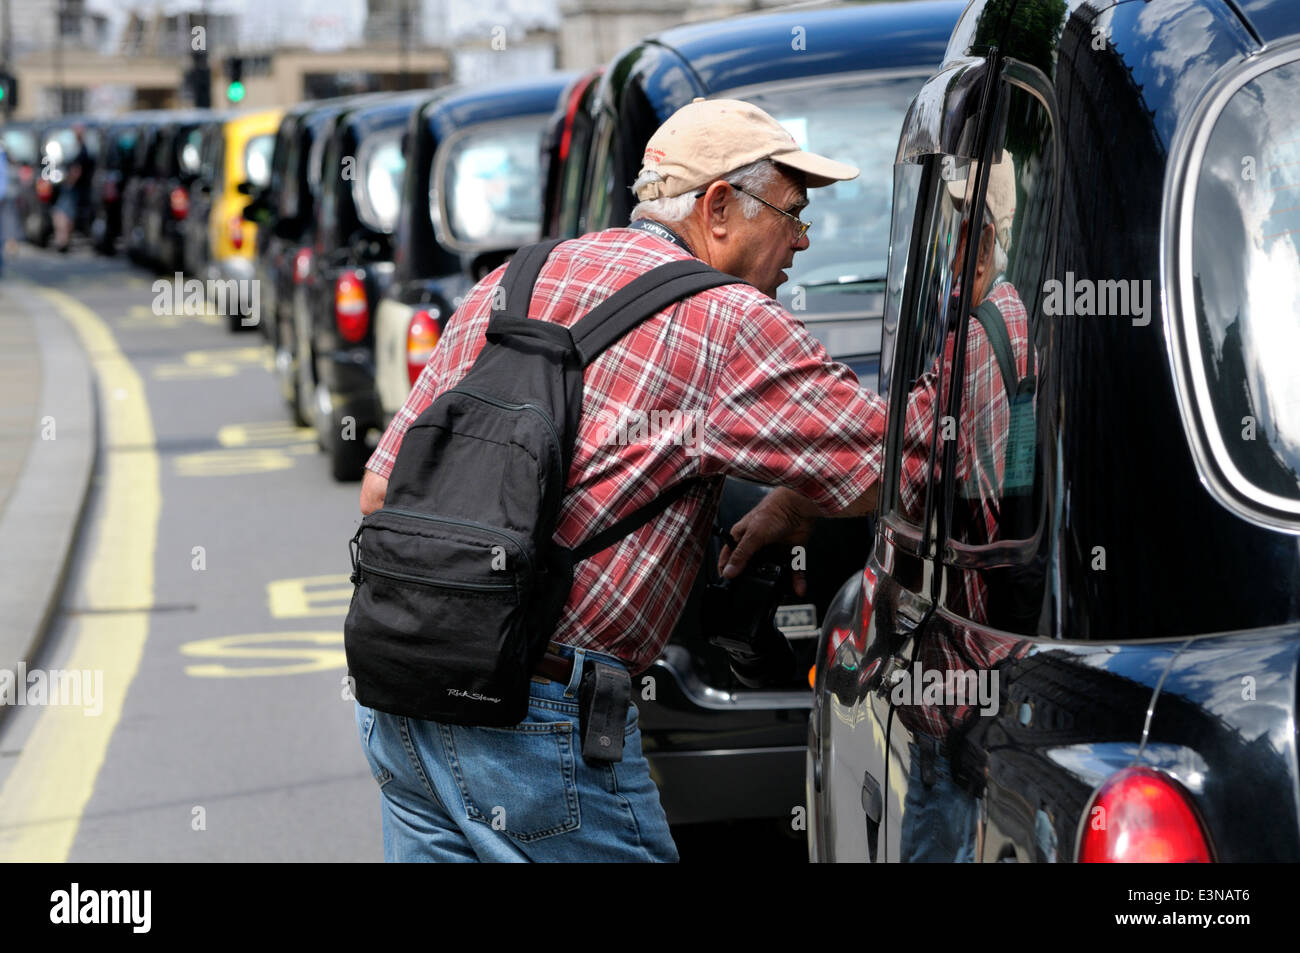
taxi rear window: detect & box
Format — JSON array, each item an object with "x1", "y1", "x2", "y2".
[{"x1": 1179, "y1": 51, "x2": 1300, "y2": 527}]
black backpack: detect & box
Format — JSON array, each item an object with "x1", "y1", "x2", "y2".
[{"x1": 344, "y1": 239, "x2": 738, "y2": 726}]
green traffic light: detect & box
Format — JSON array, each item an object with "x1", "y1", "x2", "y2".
[
  {"x1": 226, "y1": 81, "x2": 245, "y2": 103},
  {"x1": 0, "y1": 85, "x2": 6, "y2": 102}
]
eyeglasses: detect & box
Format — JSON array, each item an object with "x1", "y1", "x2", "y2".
[{"x1": 694, "y1": 183, "x2": 811, "y2": 240}]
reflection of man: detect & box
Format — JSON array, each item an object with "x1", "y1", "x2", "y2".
[
  {"x1": 893, "y1": 151, "x2": 1034, "y2": 862},
  {"x1": 896, "y1": 150, "x2": 1030, "y2": 622}
]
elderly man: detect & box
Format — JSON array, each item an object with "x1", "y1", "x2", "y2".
[{"x1": 355, "y1": 99, "x2": 887, "y2": 862}]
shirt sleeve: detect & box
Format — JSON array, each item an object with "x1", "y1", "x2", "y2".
[{"x1": 697, "y1": 296, "x2": 887, "y2": 512}]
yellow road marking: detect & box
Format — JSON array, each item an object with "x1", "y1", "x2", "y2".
[
  {"x1": 0, "y1": 286, "x2": 160, "y2": 862},
  {"x1": 180, "y1": 632, "x2": 346, "y2": 677},
  {"x1": 268, "y1": 575, "x2": 353, "y2": 619},
  {"x1": 174, "y1": 447, "x2": 297, "y2": 476},
  {"x1": 217, "y1": 421, "x2": 315, "y2": 448},
  {"x1": 154, "y1": 346, "x2": 272, "y2": 380}
]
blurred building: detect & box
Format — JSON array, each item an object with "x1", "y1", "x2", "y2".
[{"x1": 0, "y1": 0, "x2": 812, "y2": 120}]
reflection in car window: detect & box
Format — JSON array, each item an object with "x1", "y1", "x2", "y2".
[
  {"x1": 244, "y1": 133, "x2": 274, "y2": 190},
  {"x1": 738, "y1": 76, "x2": 924, "y2": 314},
  {"x1": 1188, "y1": 57, "x2": 1300, "y2": 513},
  {"x1": 354, "y1": 130, "x2": 405, "y2": 232},
  {"x1": 180, "y1": 128, "x2": 203, "y2": 176},
  {"x1": 882, "y1": 154, "x2": 975, "y2": 540},
  {"x1": 435, "y1": 116, "x2": 546, "y2": 247}
]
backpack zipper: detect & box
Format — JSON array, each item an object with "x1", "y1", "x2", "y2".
[
  {"x1": 453, "y1": 387, "x2": 564, "y2": 477},
  {"x1": 356, "y1": 558, "x2": 516, "y2": 593},
  {"x1": 372, "y1": 506, "x2": 535, "y2": 574}
]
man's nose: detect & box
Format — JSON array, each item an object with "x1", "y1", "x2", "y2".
[{"x1": 792, "y1": 229, "x2": 810, "y2": 252}]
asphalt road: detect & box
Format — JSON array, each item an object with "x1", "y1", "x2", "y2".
[{"x1": 0, "y1": 244, "x2": 806, "y2": 864}]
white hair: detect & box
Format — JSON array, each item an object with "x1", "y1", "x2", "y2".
[{"x1": 629, "y1": 158, "x2": 782, "y2": 223}]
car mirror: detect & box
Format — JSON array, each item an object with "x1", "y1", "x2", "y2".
[{"x1": 236, "y1": 180, "x2": 253, "y2": 195}]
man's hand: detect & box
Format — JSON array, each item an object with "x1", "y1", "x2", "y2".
[
  {"x1": 360, "y1": 469, "x2": 388, "y2": 516},
  {"x1": 716, "y1": 481, "x2": 879, "y2": 596},
  {"x1": 717, "y1": 487, "x2": 820, "y2": 597}
]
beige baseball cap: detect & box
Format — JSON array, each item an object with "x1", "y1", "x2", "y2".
[
  {"x1": 634, "y1": 98, "x2": 859, "y2": 201},
  {"x1": 945, "y1": 150, "x2": 1016, "y2": 250}
]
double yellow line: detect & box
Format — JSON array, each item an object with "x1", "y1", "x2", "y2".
[{"x1": 0, "y1": 287, "x2": 159, "y2": 861}]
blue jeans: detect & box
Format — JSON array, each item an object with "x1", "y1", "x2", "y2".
[
  {"x1": 899, "y1": 737, "x2": 978, "y2": 862},
  {"x1": 355, "y1": 644, "x2": 678, "y2": 862}
]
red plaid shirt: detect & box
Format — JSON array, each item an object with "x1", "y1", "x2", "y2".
[{"x1": 367, "y1": 227, "x2": 887, "y2": 672}]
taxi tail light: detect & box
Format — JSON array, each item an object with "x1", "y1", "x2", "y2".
[
  {"x1": 407, "y1": 309, "x2": 440, "y2": 385},
  {"x1": 229, "y1": 214, "x2": 245, "y2": 251},
  {"x1": 335, "y1": 270, "x2": 369, "y2": 343},
  {"x1": 1077, "y1": 767, "x2": 1212, "y2": 863},
  {"x1": 169, "y1": 187, "x2": 189, "y2": 220},
  {"x1": 104, "y1": 179, "x2": 119, "y2": 203},
  {"x1": 294, "y1": 248, "x2": 312, "y2": 284},
  {"x1": 35, "y1": 177, "x2": 53, "y2": 202}
]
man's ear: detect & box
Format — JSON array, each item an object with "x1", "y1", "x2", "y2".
[
  {"x1": 974, "y1": 221, "x2": 996, "y2": 277},
  {"x1": 701, "y1": 181, "x2": 731, "y2": 233}
]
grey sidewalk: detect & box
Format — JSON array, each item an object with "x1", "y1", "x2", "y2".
[{"x1": 0, "y1": 276, "x2": 97, "y2": 699}]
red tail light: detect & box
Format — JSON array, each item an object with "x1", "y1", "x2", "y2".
[
  {"x1": 35, "y1": 178, "x2": 53, "y2": 202},
  {"x1": 1078, "y1": 767, "x2": 1212, "y2": 863},
  {"x1": 18, "y1": 165, "x2": 34, "y2": 185},
  {"x1": 335, "y1": 270, "x2": 369, "y2": 343},
  {"x1": 407, "y1": 309, "x2": 441, "y2": 385},
  {"x1": 104, "y1": 180, "x2": 119, "y2": 203},
  {"x1": 169, "y1": 187, "x2": 189, "y2": 220},
  {"x1": 229, "y1": 215, "x2": 245, "y2": 251},
  {"x1": 293, "y1": 248, "x2": 312, "y2": 284}
]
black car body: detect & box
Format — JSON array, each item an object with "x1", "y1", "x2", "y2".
[
  {"x1": 89, "y1": 118, "x2": 143, "y2": 254},
  {"x1": 122, "y1": 111, "x2": 207, "y2": 272},
  {"x1": 302, "y1": 90, "x2": 443, "y2": 480},
  {"x1": 810, "y1": 0, "x2": 1300, "y2": 862},
  {"x1": 373, "y1": 75, "x2": 574, "y2": 431},
  {"x1": 554, "y1": 0, "x2": 963, "y2": 826},
  {"x1": 182, "y1": 118, "x2": 224, "y2": 279},
  {"x1": 247, "y1": 96, "x2": 385, "y2": 426}
]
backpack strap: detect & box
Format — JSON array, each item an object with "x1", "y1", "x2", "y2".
[
  {"x1": 569, "y1": 477, "x2": 707, "y2": 564},
  {"x1": 492, "y1": 239, "x2": 566, "y2": 319},
  {"x1": 972, "y1": 299, "x2": 1019, "y2": 400},
  {"x1": 571, "y1": 259, "x2": 739, "y2": 367}
]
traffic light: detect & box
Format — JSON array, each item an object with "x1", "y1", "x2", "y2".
[
  {"x1": 224, "y1": 57, "x2": 245, "y2": 104},
  {"x1": 0, "y1": 71, "x2": 18, "y2": 113}
]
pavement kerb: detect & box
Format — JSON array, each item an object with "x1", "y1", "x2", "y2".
[{"x1": 0, "y1": 278, "x2": 98, "y2": 722}]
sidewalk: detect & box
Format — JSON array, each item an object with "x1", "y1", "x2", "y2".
[{"x1": 0, "y1": 271, "x2": 97, "y2": 701}]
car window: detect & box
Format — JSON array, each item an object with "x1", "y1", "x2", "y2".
[
  {"x1": 353, "y1": 128, "x2": 404, "y2": 232},
  {"x1": 1177, "y1": 51, "x2": 1300, "y2": 528},
  {"x1": 735, "y1": 75, "x2": 924, "y2": 313},
  {"x1": 3, "y1": 128, "x2": 36, "y2": 165},
  {"x1": 179, "y1": 127, "x2": 203, "y2": 177},
  {"x1": 433, "y1": 115, "x2": 546, "y2": 249},
  {"x1": 936, "y1": 79, "x2": 1055, "y2": 631},
  {"x1": 879, "y1": 152, "x2": 977, "y2": 548},
  {"x1": 244, "y1": 132, "x2": 274, "y2": 189}
]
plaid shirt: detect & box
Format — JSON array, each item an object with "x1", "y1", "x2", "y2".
[
  {"x1": 367, "y1": 227, "x2": 887, "y2": 673},
  {"x1": 895, "y1": 279, "x2": 1029, "y2": 622},
  {"x1": 893, "y1": 279, "x2": 1032, "y2": 739}
]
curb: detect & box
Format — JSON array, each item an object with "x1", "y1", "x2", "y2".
[{"x1": 0, "y1": 279, "x2": 98, "y2": 718}]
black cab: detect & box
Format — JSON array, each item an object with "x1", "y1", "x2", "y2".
[{"x1": 810, "y1": 0, "x2": 1300, "y2": 863}]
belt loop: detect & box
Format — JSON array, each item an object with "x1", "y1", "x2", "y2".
[{"x1": 565, "y1": 647, "x2": 586, "y2": 698}]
